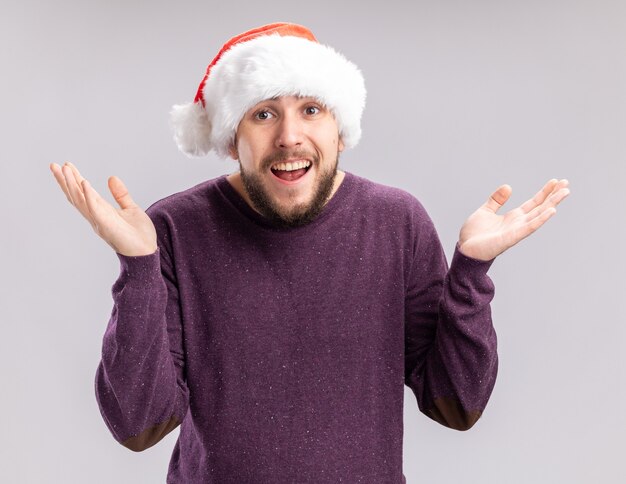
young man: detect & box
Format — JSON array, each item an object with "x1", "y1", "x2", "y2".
[{"x1": 50, "y1": 23, "x2": 569, "y2": 484}]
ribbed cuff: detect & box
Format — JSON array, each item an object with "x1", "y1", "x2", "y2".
[
  {"x1": 115, "y1": 247, "x2": 162, "y2": 284},
  {"x1": 450, "y1": 242, "x2": 496, "y2": 276}
]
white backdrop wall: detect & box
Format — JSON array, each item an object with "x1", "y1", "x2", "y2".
[{"x1": 1, "y1": 1, "x2": 624, "y2": 483}]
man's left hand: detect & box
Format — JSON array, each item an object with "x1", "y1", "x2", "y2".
[{"x1": 457, "y1": 178, "x2": 570, "y2": 261}]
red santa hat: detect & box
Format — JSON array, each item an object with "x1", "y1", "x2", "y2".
[{"x1": 170, "y1": 22, "x2": 367, "y2": 158}]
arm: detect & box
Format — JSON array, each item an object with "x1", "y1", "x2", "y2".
[
  {"x1": 94, "y1": 245, "x2": 189, "y2": 451},
  {"x1": 94, "y1": 214, "x2": 190, "y2": 451},
  {"x1": 405, "y1": 178, "x2": 570, "y2": 430},
  {"x1": 404, "y1": 211, "x2": 497, "y2": 431},
  {"x1": 49, "y1": 161, "x2": 190, "y2": 450}
]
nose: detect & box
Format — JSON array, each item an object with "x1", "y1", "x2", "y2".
[{"x1": 274, "y1": 111, "x2": 304, "y2": 149}]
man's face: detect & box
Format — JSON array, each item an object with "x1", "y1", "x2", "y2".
[{"x1": 229, "y1": 95, "x2": 345, "y2": 228}]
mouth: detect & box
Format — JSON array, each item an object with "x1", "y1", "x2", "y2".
[{"x1": 270, "y1": 159, "x2": 312, "y2": 184}]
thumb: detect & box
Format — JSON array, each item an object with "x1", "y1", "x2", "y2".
[
  {"x1": 108, "y1": 176, "x2": 139, "y2": 210},
  {"x1": 483, "y1": 184, "x2": 512, "y2": 213}
]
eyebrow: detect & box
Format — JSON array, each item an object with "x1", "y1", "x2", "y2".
[
  {"x1": 265, "y1": 95, "x2": 323, "y2": 102},
  {"x1": 250, "y1": 96, "x2": 328, "y2": 112}
]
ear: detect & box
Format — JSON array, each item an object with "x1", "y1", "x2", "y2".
[
  {"x1": 228, "y1": 137, "x2": 239, "y2": 160},
  {"x1": 338, "y1": 135, "x2": 345, "y2": 153}
]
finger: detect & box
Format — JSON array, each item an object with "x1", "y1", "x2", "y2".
[
  {"x1": 62, "y1": 163, "x2": 87, "y2": 211},
  {"x1": 523, "y1": 206, "x2": 557, "y2": 237},
  {"x1": 483, "y1": 184, "x2": 512, "y2": 213},
  {"x1": 526, "y1": 186, "x2": 570, "y2": 222},
  {"x1": 552, "y1": 185, "x2": 570, "y2": 206},
  {"x1": 67, "y1": 162, "x2": 86, "y2": 186},
  {"x1": 528, "y1": 178, "x2": 569, "y2": 218},
  {"x1": 67, "y1": 162, "x2": 90, "y2": 206},
  {"x1": 519, "y1": 179, "x2": 558, "y2": 214},
  {"x1": 62, "y1": 163, "x2": 104, "y2": 230},
  {"x1": 50, "y1": 162, "x2": 73, "y2": 204},
  {"x1": 504, "y1": 206, "x2": 557, "y2": 251},
  {"x1": 81, "y1": 179, "x2": 106, "y2": 229},
  {"x1": 546, "y1": 179, "x2": 570, "y2": 199},
  {"x1": 67, "y1": 162, "x2": 97, "y2": 214},
  {"x1": 108, "y1": 176, "x2": 140, "y2": 210}
]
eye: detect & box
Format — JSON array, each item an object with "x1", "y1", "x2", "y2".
[
  {"x1": 254, "y1": 110, "x2": 274, "y2": 121},
  {"x1": 304, "y1": 105, "x2": 321, "y2": 116}
]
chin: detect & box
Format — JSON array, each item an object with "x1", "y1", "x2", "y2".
[
  {"x1": 273, "y1": 197, "x2": 314, "y2": 217},
  {"x1": 239, "y1": 156, "x2": 338, "y2": 228}
]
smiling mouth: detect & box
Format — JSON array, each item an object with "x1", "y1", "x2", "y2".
[{"x1": 270, "y1": 160, "x2": 312, "y2": 182}]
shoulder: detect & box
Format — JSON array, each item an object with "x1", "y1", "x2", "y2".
[
  {"x1": 144, "y1": 175, "x2": 224, "y2": 224},
  {"x1": 345, "y1": 172, "x2": 444, "y2": 272},
  {"x1": 347, "y1": 172, "x2": 431, "y2": 222},
  {"x1": 346, "y1": 172, "x2": 441, "y2": 252},
  {"x1": 141, "y1": 175, "x2": 229, "y2": 255}
]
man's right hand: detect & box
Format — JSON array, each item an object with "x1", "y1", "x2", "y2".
[{"x1": 50, "y1": 161, "x2": 158, "y2": 257}]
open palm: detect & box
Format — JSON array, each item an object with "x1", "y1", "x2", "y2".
[
  {"x1": 458, "y1": 179, "x2": 570, "y2": 261},
  {"x1": 50, "y1": 161, "x2": 158, "y2": 257}
]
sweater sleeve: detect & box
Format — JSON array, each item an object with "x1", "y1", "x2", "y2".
[
  {"x1": 94, "y1": 217, "x2": 190, "y2": 451},
  {"x1": 404, "y1": 207, "x2": 498, "y2": 431}
]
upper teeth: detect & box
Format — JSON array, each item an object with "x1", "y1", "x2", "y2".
[{"x1": 272, "y1": 160, "x2": 311, "y2": 171}]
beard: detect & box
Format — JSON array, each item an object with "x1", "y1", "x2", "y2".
[{"x1": 239, "y1": 149, "x2": 340, "y2": 229}]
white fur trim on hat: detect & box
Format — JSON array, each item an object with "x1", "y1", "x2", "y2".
[
  {"x1": 170, "y1": 101, "x2": 212, "y2": 157},
  {"x1": 171, "y1": 33, "x2": 366, "y2": 158}
]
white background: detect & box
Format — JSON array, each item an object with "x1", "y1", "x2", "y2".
[{"x1": 1, "y1": 0, "x2": 624, "y2": 482}]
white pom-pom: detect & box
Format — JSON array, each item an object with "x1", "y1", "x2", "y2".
[{"x1": 170, "y1": 102, "x2": 213, "y2": 157}]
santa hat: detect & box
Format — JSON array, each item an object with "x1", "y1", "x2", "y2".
[{"x1": 170, "y1": 22, "x2": 367, "y2": 158}]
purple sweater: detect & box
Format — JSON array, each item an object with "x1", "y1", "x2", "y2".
[{"x1": 95, "y1": 171, "x2": 498, "y2": 483}]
